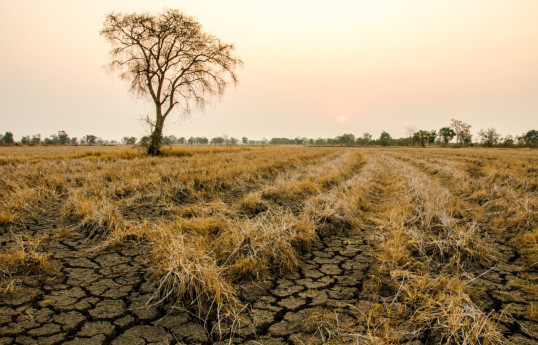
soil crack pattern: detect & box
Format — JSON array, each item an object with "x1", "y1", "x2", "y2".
[
  {"x1": 0, "y1": 226, "x2": 375, "y2": 345},
  {"x1": 226, "y1": 228, "x2": 376, "y2": 345},
  {"x1": 0, "y1": 230, "x2": 193, "y2": 345}
]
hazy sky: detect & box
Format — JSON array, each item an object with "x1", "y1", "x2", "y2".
[{"x1": 1, "y1": 1, "x2": 537, "y2": 141}]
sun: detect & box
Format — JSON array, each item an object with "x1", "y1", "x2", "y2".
[{"x1": 338, "y1": 115, "x2": 346, "y2": 122}]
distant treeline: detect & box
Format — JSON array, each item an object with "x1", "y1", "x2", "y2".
[
  {"x1": 0, "y1": 132, "x2": 118, "y2": 146},
  {"x1": 2, "y1": 119, "x2": 537, "y2": 148}
]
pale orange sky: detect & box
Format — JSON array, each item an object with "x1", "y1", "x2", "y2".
[{"x1": 0, "y1": 1, "x2": 537, "y2": 141}]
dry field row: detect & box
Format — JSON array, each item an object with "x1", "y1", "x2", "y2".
[{"x1": 0, "y1": 146, "x2": 536, "y2": 344}]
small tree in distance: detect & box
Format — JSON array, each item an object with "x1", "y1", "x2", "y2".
[
  {"x1": 523, "y1": 129, "x2": 538, "y2": 147},
  {"x1": 502, "y1": 135, "x2": 515, "y2": 147},
  {"x1": 413, "y1": 130, "x2": 431, "y2": 148},
  {"x1": 356, "y1": 133, "x2": 372, "y2": 146},
  {"x1": 428, "y1": 130, "x2": 437, "y2": 144},
  {"x1": 122, "y1": 136, "x2": 137, "y2": 145},
  {"x1": 31, "y1": 134, "x2": 41, "y2": 145},
  {"x1": 405, "y1": 126, "x2": 417, "y2": 139},
  {"x1": 58, "y1": 130, "x2": 70, "y2": 145},
  {"x1": 2, "y1": 132, "x2": 14, "y2": 145},
  {"x1": 336, "y1": 133, "x2": 355, "y2": 146},
  {"x1": 451, "y1": 119, "x2": 472, "y2": 146},
  {"x1": 478, "y1": 128, "x2": 500, "y2": 147},
  {"x1": 83, "y1": 135, "x2": 97, "y2": 146},
  {"x1": 211, "y1": 137, "x2": 225, "y2": 145},
  {"x1": 439, "y1": 127, "x2": 456, "y2": 145},
  {"x1": 379, "y1": 131, "x2": 392, "y2": 146},
  {"x1": 101, "y1": 10, "x2": 243, "y2": 155}
]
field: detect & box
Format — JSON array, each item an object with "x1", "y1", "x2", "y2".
[{"x1": 0, "y1": 145, "x2": 536, "y2": 344}]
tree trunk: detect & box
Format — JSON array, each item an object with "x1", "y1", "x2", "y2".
[{"x1": 147, "y1": 110, "x2": 164, "y2": 156}]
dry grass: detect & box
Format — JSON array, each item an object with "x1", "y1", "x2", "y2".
[
  {"x1": 0, "y1": 145, "x2": 356, "y2": 321},
  {"x1": 0, "y1": 236, "x2": 54, "y2": 293},
  {"x1": 1, "y1": 145, "x2": 536, "y2": 342},
  {"x1": 388, "y1": 148, "x2": 537, "y2": 275},
  {"x1": 356, "y1": 150, "x2": 512, "y2": 344}
]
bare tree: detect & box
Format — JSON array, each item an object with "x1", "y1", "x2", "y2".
[
  {"x1": 405, "y1": 126, "x2": 417, "y2": 139},
  {"x1": 101, "y1": 10, "x2": 243, "y2": 155},
  {"x1": 450, "y1": 119, "x2": 472, "y2": 146},
  {"x1": 478, "y1": 128, "x2": 500, "y2": 147},
  {"x1": 122, "y1": 136, "x2": 137, "y2": 145}
]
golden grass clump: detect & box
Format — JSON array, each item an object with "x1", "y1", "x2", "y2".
[
  {"x1": 234, "y1": 191, "x2": 268, "y2": 216},
  {"x1": 0, "y1": 239, "x2": 54, "y2": 293},
  {"x1": 517, "y1": 227, "x2": 538, "y2": 268},
  {"x1": 148, "y1": 224, "x2": 238, "y2": 320},
  {"x1": 387, "y1": 271, "x2": 505, "y2": 344},
  {"x1": 65, "y1": 191, "x2": 127, "y2": 238},
  {"x1": 262, "y1": 178, "x2": 320, "y2": 201},
  {"x1": 146, "y1": 209, "x2": 317, "y2": 321},
  {"x1": 0, "y1": 182, "x2": 51, "y2": 225},
  {"x1": 306, "y1": 159, "x2": 374, "y2": 233}
]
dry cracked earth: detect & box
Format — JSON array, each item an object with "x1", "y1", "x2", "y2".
[
  {"x1": 1, "y1": 221, "x2": 537, "y2": 344},
  {"x1": 1, "y1": 219, "x2": 380, "y2": 345}
]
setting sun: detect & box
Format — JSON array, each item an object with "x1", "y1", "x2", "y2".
[{"x1": 339, "y1": 116, "x2": 346, "y2": 122}]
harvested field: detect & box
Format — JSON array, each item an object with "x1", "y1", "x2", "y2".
[{"x1": 0, "y1": 146, "x2": 536, "y2": 344}]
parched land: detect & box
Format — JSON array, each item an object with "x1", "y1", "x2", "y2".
[{"x1": 0, "y1": 146, "x2": 536, "y2": 344}]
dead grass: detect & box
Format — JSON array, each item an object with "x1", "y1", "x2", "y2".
[
  {"x1": 0, "y1": 146, "x2": 357, "y2": 324},
  {"x1": 65, "y1": 191, "x2": 128, "y2": 238},
  {"x1": 358, "y1": 151, "x2": 509, "y2": 344},
  {"x1": 148, "y1": 223, "x2": 238, "y2": 320},
  {"x1": 388, "y1": 271, "x2": 505, "y2": 344},
  {"x1": 0, "y1": 236, "x2": 54, "y2": 293},
  {"x1": 1, "y1": 145, "x2": 536, "y2": 342}
]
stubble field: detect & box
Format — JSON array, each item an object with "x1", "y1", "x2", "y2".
[{"x1": 0, "y1": 145, "x2": 536, "y2": 344}]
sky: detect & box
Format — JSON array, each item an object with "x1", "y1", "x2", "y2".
[{"x1": 0, "y1": 1, "x2": 537, "y2": 141}]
